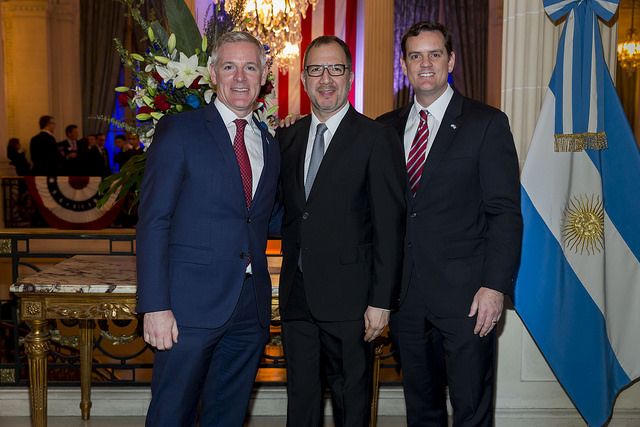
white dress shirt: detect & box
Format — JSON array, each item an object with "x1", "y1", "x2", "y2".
[
  {"x1": 215, "y1": 98, "x2": 264, "y2": 274},
  {"x1": 215, "y1": 98, "x2": 264, "y2": 198},
  {"x1": 403, "y1": 84, "x2": 454, "y2": 163},
  {"x1": 304, "y1": 102, "x2": 351, "y2": 181}
]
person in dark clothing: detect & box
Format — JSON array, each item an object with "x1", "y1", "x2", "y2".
[
  {"x1": 7, "y1": 138, "x2": 31, "y2": 175},
  {"x1": 30, "y1": 115, "x2": 62, "y2": 175}
]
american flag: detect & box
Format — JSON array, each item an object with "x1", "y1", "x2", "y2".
[{"x1": 273, "y1": 0, "x2": 360, "y2": 118}]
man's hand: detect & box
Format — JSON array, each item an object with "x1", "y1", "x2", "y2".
[
  {"x1": 278, "y1": 113, "x2": 303, "y2": 128},
  {"x1": 143, "y1": 310, "x2": 179, "y2": 350},
  {"x1": 364, "y1": 306, "x2": 390, "y2": 342},
  {"x1": 468, "y1": 287, "x2": 504, "y2": 337}
]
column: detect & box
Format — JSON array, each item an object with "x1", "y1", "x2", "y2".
[
  {"x1": 361, "y1": 0, "x2": 394, "y2": 119},
  {"x1": 0, "y1": 15, "x2": 8, "y2": 172},
  {"x1": 1, "y1": 0, "x2": 54, "y2": 152},
  {"x1": 49, "y1": 0, "x2": 82, "y2": 136}
]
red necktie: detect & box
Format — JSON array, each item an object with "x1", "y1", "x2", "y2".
[
  {"x1": 233, "y1": 119, "x2": 252, "y2": 209},
  {"x1": 407, "y1": 110, "x2": 430, "y2": 195}
]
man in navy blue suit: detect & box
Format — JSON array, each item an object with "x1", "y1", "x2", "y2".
[{"x1": 136, "y1": 31, "x2": 280, "y2": 427}]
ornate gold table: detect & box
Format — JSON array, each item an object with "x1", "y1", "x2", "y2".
[{"x1": 10, "y1": 255, "x2": 137, "y2": 427}]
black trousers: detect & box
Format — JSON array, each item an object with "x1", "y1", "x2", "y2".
[
  {"x1": 282, "y1": 270, "x2": 372, "y2": 427},
  {"x1": 391, "y1": 275, "x2": 496, "y2": 427}
]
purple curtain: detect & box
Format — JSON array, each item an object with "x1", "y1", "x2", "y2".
[
  {"x1": 442, "y1": 0, "x2": 488, "y2": 102},
  {"x1": 393, "y1": 0, "x2": 488, "y2": 107},
  {"x1": 393, "y1": 0, "x2": 441, "y2": 108}
]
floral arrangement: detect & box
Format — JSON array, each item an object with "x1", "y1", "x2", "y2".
[{"x1": 98, "y1": 0, "x2": 278, "y2": 206}]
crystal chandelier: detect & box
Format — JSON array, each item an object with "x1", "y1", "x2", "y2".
[
  {"x1": 224, "y1": 0, "x2": 318, "y2": 72},
  {"x1": 618, "y1": 0, "x2": 640, "y2": 71}
]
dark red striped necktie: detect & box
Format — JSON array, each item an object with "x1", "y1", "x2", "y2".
[
  {"x1": 407, "y1": 110, "x2": 429, "y2": 196},
  {"x1": 233, "y1": 119, "x2": 252, "y2": 209}
]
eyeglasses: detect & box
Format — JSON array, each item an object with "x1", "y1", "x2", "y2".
[{"x1": 304, "y1": 64, "x2": 349, "y2": 77}]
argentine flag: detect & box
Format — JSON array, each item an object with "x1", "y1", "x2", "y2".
[{"x1": 515, "y1": 1, "x2": 640, "y2": 426}]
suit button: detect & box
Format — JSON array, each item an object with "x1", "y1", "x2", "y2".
[
  {"x1": 407, "y1": 242, "x2": 412, "y2": 248},
  {"x1": 246, "y1": 217, "x2": 252, "y2": 223},
  {"x1": 239, "y1": 252, "x2": 245, "y2": 259},
  {"x1": 302, "y1": 212, "x2": 309, "y2": 220},
  {"x1": 410, "y1": 212, "x2": 417, "y2": 218}
]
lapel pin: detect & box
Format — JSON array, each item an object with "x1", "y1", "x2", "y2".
[{"x1": 450, "y1": 124, "x2": 457, "y2": 130}]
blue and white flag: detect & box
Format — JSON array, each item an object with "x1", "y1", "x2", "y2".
[{"x1": 515, "y1": 1, "x2": 640, "y2": 426}]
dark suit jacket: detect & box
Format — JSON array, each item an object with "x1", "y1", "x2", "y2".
[
  {"x1": 377, "y1": 91, "x2": 522, "y2": 318},
  {"x1": 277, "y1": 106, "x2": 406, "y2": 321},
  {"x1": 30, "y1": 131, "x2": 61, "y2": 175},
  {"x1": 136, "y1": 102, "x2": 280, "y2": 328}
]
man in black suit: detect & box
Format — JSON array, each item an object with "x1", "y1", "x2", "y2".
[
  {"x1": 277, "y1": 36, "x2": 406, "y2": 427},
  {"x1": 30, "y1": 115, "x2": 62, "y2": 175},
  {"x1": 377, "y1": 22, "x2": 522, "y2": 426}
]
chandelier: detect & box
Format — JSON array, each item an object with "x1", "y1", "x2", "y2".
[
  {"x1": 224, "y1": 0, "x2": 318, "y2": 72},
  {"x1": 618, "y1": 0, "x2": 640, "y2": 71}
]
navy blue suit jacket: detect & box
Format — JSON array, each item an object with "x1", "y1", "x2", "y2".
[{"x1": 136, "y1": 102, "x2": 280, "y2": 328}]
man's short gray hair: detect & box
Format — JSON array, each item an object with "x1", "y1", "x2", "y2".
[{"x1": 211, "y1": 31, "x2": 267, "y2": 69}]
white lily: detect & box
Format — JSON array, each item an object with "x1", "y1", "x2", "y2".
[
  {"x1": 155, "y1": 63, "x2": 177, "y2": 82},
  {"x1": 171, "y1": 52, "x2": 200, "y2": 88},
  {"x1": 196, "y1": 55, "x2": 215, "y2": 88},
  {"x1": 133, "y1": 87, "x2": 147, "y2": 108}
]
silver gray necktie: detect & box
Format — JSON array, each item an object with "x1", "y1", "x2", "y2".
[{"x1": 305, "y1": 123, "x2": 328, "y2": 199}]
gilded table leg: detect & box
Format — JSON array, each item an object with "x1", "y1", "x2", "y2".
[
  {"x1": 369, "y1": 341, "x2": 384, "y2": 427},
  {"x1": 79, "y1": 319, "x2": 94, "y2": 420},
  {"x1": 25, "y1": 319, "x2": 50, "y2": 427}
]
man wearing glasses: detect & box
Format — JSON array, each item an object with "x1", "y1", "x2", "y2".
[{"x1": 276, "y1": 35, "x2": 406, "y2": 426}]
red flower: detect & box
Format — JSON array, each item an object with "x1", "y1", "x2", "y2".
[
  {"x1": 138, "y1": 106, "x2": 153, "y2": 115},
  {"x1": 259, "y1": 80, "x2": 274, "y2": 98},
  {"x1": 189, "y1": 76, "x2": 202, "y2": 89},
  {"x1": 154, "y1": 94, "x2": 171, "y2": 112},
  {"x1": 117, "y1": 93, "x2": 130, "y2": 107},
  {"x1": 152, "y1": 71, "x2": 163, "y2": 83}
]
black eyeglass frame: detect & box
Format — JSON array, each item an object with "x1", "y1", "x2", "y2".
[{"x1": 303, "y1": 64, "x2": 350, "y2": 77}]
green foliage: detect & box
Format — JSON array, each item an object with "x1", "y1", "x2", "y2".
[
  {"x1": 98, "y1": 153, "x2": 147, "y2": 209},
  {"x1": 164, "y1": 0, "x2": 201, "y2": 55}
]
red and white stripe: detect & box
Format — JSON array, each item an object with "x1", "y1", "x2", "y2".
[{"x1": 274, "y1": 0, "x2": 360, "y2": 118}]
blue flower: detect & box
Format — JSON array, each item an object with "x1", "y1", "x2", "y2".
[{"x1": 185, "y1": 94, "x2": 200, "y2": 109}]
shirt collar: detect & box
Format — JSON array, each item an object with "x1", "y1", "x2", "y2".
[
  {"x1": 310, "y1": 102, "x2": 350, "y2": 136},
  {"x1": 214, "y1": 97, "x2": 259, "y2": 136},
  {"x1": 411, "y1": 84, "x2": 454, "y2": 124}
]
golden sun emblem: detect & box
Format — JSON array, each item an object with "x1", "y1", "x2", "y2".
[{"x1": 561, "y1": 194, "x2": 605, "y2": 255}]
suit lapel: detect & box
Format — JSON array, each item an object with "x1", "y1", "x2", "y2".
[
  {"x1": 204, "y1": 103, "x2": 246, "y2": 209},
  {"x1": 414, "y1": 91, "x2": 464, "y2": 198},
  {"x1": 295, "y1": 116, "x2": 312, "y2": 205},
  {"x1": 305, "y1": 106, "x2": 357, "y2": 202},
  {"x1": 393, "y1": 105, "x2": 412, "y2": 157},
  {"x1": 250, "y1": 117, "x2": 271, "y2": 211}
]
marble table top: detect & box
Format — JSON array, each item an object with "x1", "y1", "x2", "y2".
[{"x1": 11, "y1": 255, "x2": 136, "y2": 294}]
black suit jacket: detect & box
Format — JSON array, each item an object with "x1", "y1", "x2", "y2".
[
  {"x1": 278, "y1": 106, "x2": 406, "y2": 321},
  {"x1": 30, "y1": 131, "x2": 61, "y2": 175},
  {"x1": 377, "y1": 92, "x2": 522, "y2": 318}
]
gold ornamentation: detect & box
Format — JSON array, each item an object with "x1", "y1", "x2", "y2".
[
  {"x1": 0, "y1": 239, "x2": 11, "y2": 254},
  {"x1": 562, "y1": 194, "x2": 605, "y2": 255},
  {"x1": 0, "y1": 368, "x2": 15, "y2": 383},
  {"x1": 24, "y1": 341, "x2": 50, "y2": 355},
  {"x1": 24, "y1": 302, "x2": 42, "y2": 319},
  {"x1": 50, "y1": 303, "x2": 135, "y2": 319},
  {"x1": 554, "y1": 132, "x2": 607, "y2": 152},
  {"x1": 50, "y1": 329, "x2": 79, "y2": 348},
  {"x1": 99, "y1": 330, "x2": 138, "y2": 345}
]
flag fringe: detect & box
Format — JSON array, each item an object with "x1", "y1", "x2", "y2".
[{"x1": 554, "y1": 132, "x2": 608, "y2": 152}]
